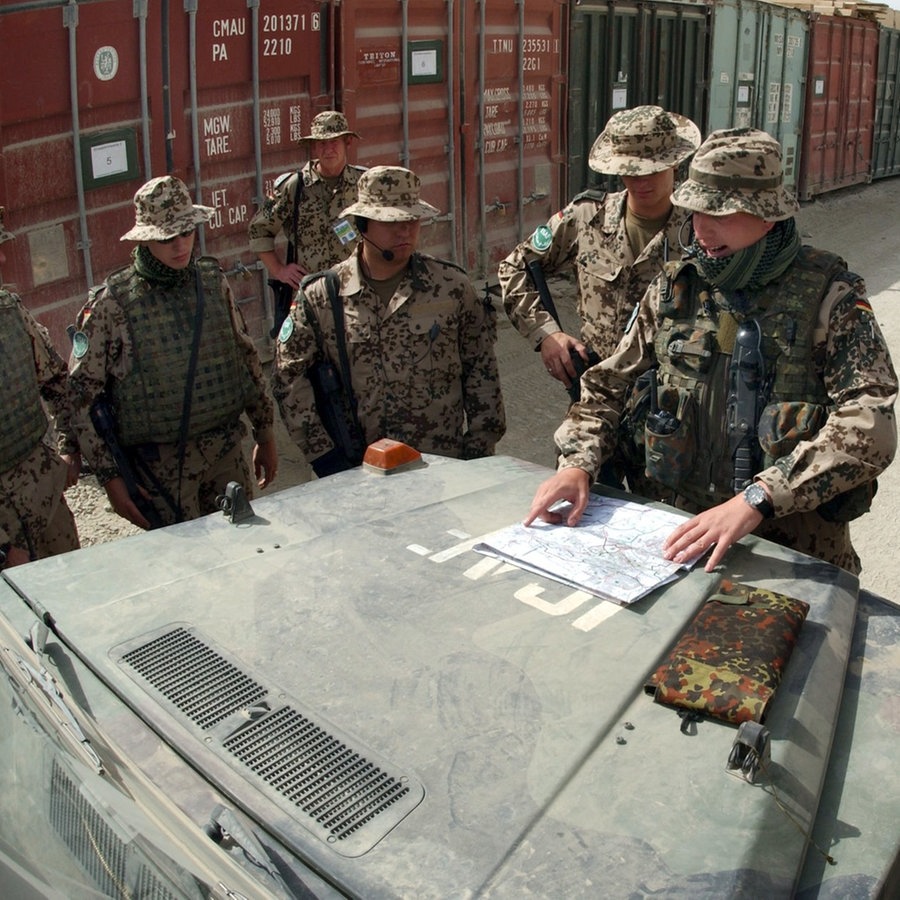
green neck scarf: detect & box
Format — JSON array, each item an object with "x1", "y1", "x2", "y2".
[
  {"x1": 133, "y1": 245, "x2": 194, "y2": 287},
  {"x1": 688, "y1": 218, "x2": 801, "y2": 309}
]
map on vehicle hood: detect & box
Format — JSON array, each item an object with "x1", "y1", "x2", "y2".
[{"x1": 474, "y1": 495, "x2": 703, "y2": 605}]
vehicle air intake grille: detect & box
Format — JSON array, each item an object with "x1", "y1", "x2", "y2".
[
  {"x1": 115, "y1": 624, "x2": 423, "y2": 857},
  {"x1": 120, "y1": 626, "x2": 267, "y2": 729},
  {"x1": 224, "y1": 704, "x2": 413, "y2": 842}
]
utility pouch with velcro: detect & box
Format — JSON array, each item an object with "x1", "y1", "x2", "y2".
[{"x1": 644, "y1": 386, "x2": 696, "y2": 489}]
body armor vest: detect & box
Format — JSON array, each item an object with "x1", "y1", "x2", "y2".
[
  {"x1": 0, "y1": 293, "x2": 48, "y2": 470},
  {"x1": 108, "y1": 259, "x2": 251, "y2": 446},
  {"x1": 648, "y1": 246, "x2": 847, "y2": 508}
]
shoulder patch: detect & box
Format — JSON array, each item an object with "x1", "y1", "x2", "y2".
[
  {"x1": 72, "y1": 330, "x2": 89, "y2": 359},
  {"x1": 530, "y1": 224, "x2": 553, "y2": 252},
  {"x1": 277, "y1": 315, "x2": 294, "y2": 343}
]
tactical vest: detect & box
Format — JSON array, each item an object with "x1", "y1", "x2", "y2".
[
  {"x1": 108, "y1": 258, "x2": 251, "y2": 446},
  {"x1": 0, "y1": 292, "x2": 48, "y2": 470},
  {"x1": 647, "y1": 246, "x2": 847, "y2": 508}
]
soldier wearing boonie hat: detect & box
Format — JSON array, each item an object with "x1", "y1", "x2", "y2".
[
  {"x1": 339, "y1": 165, "x2": 440, "y2": 222},
  {"x1": 499, "y1": 105, "x2": 700, "y2": 491},
  {"x1": 249, "y1": 109, "x2": 366, "y2": 340},
  {"x1": 0, "y1": 204, "x2": 81, "y2": 567},
  {"x1": 298, "y1": 110, "x2": 361, "y2": 143},
  {"x1": 526, "y1": 127, "x2": 898, "y2": 576},
  {"x1": 671, "y1": 127, "x2": 799, "y2": 221},
  {"x1": 119, "y1": 175, "x2": 214, "y2": 241},
  {"x1": 273, "y1": 164, "x2": 505, "y2": 478},
  {"x1": 68, "y1": 175, "x2": 278, "y2": 530}
]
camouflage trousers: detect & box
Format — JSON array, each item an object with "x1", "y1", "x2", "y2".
[
  {"x1": 0, "y1": 438, "x2": 80, "y2": 560},
  {"x1": 130, "y1": 421, "x2": 253, "y2": 527}
]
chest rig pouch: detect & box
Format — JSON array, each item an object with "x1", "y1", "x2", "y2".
[{"x1": 643, "y1": 251, "x2": 876, "y2": 520}]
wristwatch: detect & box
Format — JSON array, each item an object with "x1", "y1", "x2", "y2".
[{"x1": 743, "y1": 483, "x2": 774, "y2": 519}]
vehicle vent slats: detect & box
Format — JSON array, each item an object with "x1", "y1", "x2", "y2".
[
  {"x1": 120, "y1": 626, "x2": 267, "y2": 729},
  {"x1": 115, "y1": 625, "x2": 423, "y2": 856},
  {"x1": 224, "y1": 706, "x2": 411, "y2": 841}
]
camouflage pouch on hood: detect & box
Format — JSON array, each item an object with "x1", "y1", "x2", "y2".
[{"x1": 644, "y1": 580, "x2": 809, "y2": 725}]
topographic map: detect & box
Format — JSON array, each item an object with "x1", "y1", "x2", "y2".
[{"x1": 474, "y1": 495, "x2": 702, "y2": 605}]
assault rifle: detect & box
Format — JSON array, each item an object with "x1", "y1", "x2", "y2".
[
  {"x1": 304, "y1": 271, "x2": 367, "y2": 477},
  {"x1": 525, "y1": 258, "x2": 600, "y2": 403},
  {"x1": 89, "y1": 395, "x2": 165, "y2": 529},
  {"x1": 268, "y1": 171, "x2": 305, "y2": 338}
]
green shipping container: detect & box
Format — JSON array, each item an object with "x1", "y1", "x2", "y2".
[
  {"x1": 706, "y1": 0, "x2": 808, "y2": 195},
  {"x1": 567, "y1": 0, "x2": 710, "y2": 195},
  {"x1": 872, "y1": 26, "x2": 900, "y2": 180}
]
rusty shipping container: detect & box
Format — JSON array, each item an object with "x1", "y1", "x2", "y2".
[
  {"x1": 798, "y1": 13, "x2": 877, "y2": 200},
  {"x1": 337, "y1": 0, "x2": 568, "y2": 277},
  {"x1": 872, "y1": 25, "x2": 900, "y2": 180},
  {"x1": 0, "y1": 0, "x2": 333, "y2": 348},
  {"x1": 0, "y1": 0, "x2": 568, "y2": 352},
  {"x1": 567, "y1": 0, "x2": 710, "y2": 195}
]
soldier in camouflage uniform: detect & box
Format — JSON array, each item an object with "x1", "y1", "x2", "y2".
[
  {"x1": 248, "y1": 111, "x2": 365, "y2": 326},
  {"x1": 273, "y1": 165, "x2": 506, "y2": 476},
  {"x1": 68, "y1": 176, "x2": 278, "y2": 529},
  {"x1": 0, "y1": 207, "x2": 80, "y2": 567},
  {"x1": 526, "y1": 129, "x2": 898, "y2": 574},
  {"x1": 499, "y1": 106, "x2": 701, "y2": 391}
]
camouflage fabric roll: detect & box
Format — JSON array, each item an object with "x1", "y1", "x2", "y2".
[{"x1": 645, "y1": 580, "x2": 809, "y2": 724}]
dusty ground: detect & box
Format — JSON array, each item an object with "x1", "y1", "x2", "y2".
[{"x1": 68, "y1": 176, "x2": 900, "y2": 598}]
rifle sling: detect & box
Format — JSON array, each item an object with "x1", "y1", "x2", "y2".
[
  {"x1": 327, "y1": 274, "x2": 365, "y2": 451},
  {"x1": 172, "y1": 265, "x2": 207, "y2": 521}
]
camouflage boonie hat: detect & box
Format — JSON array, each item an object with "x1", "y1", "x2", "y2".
[
  {"x1": 340, "y1": 166, "x2": 440, "y2": 222},
  {"x1": 589, "y1": 105, "x2": 701, "y2": 176},
  {"x1": 671, "y1": 128, "x2": 800, "y2": 221},
  {"x1": 120, "y1": 176, "x2": 214, "y2": 241},
  {"x1": 0, "y1": 207, "x2": 14, "y2": 243},
  {"x1": 299, "y1": 110, "x2": 361, "y2": 142}
]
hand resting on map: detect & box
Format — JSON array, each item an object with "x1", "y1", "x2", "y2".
[{"x1": 525, "y1": 467, "x2": 764, "y2": 573}]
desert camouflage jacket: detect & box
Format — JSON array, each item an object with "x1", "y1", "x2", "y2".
[
  {"x1": 0, "y1": 289, "x2": 76, "y2": 469},
  {"x1": 68, "y1": 263, "x2": 274, "y2": 482},
  {"x1": 248, "y1": 161, "x2": 364, "y2": 273},
  {"x1": 498, "y1": 189, "x2": 691, "y2": 360},
  {"x1": 554, "y1": 252, "x2": 898, "y2": 569},
  {"x1": 273, "y1": 249, "x2": 506, "y2": 460}
]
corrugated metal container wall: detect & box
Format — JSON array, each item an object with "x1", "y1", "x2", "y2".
[
  {"x1": 336, "y1": 0, "x2": 567, "y2": 277},
  {"x1": 0, "y1": 0, "x2": 329, "y2": 348},
  {"x1": 568, "y1": 0, "x2": 710, "y2": 195},
  {"x1": 706, "y1": 0, "x2": 807, "y2": 194},
  {"x1": 872, "y1": 26, "x2": 900, "y2": 180},
  {"x1": 798, "y1": 14, "x2": 877, "y2": 200}
]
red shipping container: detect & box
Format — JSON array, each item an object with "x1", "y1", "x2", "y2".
[{"x1": 798, "y1": 14, "x2": 877, "y2": 200}]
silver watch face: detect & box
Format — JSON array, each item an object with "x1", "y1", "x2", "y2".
[{"x1": 744, "y1": 483, "x2": 767, "y2": 510}]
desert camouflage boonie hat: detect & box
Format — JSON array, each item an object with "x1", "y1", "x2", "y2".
[
  {"x1": 340, "y1": 166, "x2": 440, "y2": 222},
  {"x1": 299, "y1": 110, "x2": 361, "y2": 142},
  {"x1": 0, "y1": 207, "x2": 14, "y2": 243},
  {"x1": 589, "y1": 106, "x2": 701, "y2": 176},
  {"x1": 120, "y1": 176, "x2": 214, "y2": 241},
  {"x1": 671, "y1": 128, "x2": 800, "y2": 221}
]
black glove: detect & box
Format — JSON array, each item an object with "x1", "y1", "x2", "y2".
[{"x1": 311, "y1": 447, "x2": 356, "y2": 478}]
